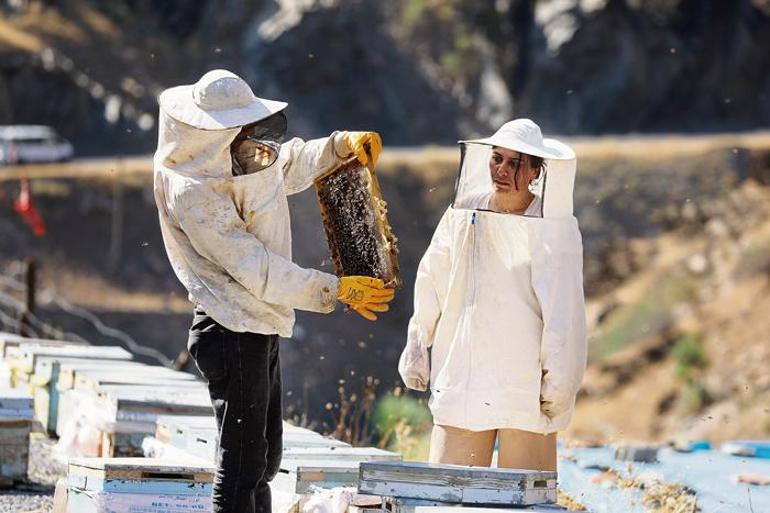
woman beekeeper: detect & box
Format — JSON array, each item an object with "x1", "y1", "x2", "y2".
[{"x1": 398, "y1": 118, "x2": 586, "y2": 471}]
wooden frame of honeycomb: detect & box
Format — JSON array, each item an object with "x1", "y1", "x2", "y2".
[{"x1": 314, "y1": 157, "x2": 400, "y2": 288}]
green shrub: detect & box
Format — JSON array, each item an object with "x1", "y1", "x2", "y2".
[
  {"x1": 372, "y1": 392, "x2": 431, "y2": 434},
  {"x1": 371, "y1": 391, "x2": 432, "y2": 458},
  {"x1": 590, "y1": 273, "x2": 697, "y2": 361},
  {"x1": 589, "y1": 295, "x2": 668, "y2": 360},
  {"x1": 671, "y1": 333, "x2": 709, "y2": 383},
  {"x1": 679, "y1": 381, "x2": 711, "y2": 413},
  {"x1": 670, "y1": 333, "x2": 711, "y2": 413},
  {"x1": 401, "y1": 0, "x2": 427, "y2": 29}
]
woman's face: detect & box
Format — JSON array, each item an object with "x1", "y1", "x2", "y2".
[{"x1": 489, "y1": 147, "x2": 538, "y2": 193}]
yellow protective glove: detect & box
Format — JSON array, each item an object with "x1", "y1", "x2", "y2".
[
  {"x1": 337, "y1": 276, "x2": 394, "y2": 321},
  {"x1": 351, "y1": 302, "x2": 390, "y2": 322},
  {"x1": 344, "y1": 131, "x2": 382, "y2": 171}
]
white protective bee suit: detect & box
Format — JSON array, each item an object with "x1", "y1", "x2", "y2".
[
  {"x1": 399, "y1": 119, "x2": 587, "y2": 433},
  {"x1": 154, "y1": 70, "x2": 360, "y2": 337}
]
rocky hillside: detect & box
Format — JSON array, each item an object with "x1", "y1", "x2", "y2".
[
  {"x1": 1, "y1": 0, "x2": 770, "y2": 155},
  {"x1": 568, "y1": 177, "x2": 770, "y2": 444}
]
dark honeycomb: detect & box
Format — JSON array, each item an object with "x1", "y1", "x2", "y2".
[{"x1": 315, "y1": 159, "x2": 400, "y2": 286}]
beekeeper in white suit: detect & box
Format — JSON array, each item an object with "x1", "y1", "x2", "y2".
[
  {"x1": 399, "y1": 118, "x2": 586, "y2": 471},
  {"x1": 154, "y1": 69, "x2": 394, "y2": 513}
]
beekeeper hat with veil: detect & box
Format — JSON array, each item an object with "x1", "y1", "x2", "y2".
[
  {"x1": 453, "y1": 118, "x2": 576, "y2": 217},
  {"x1": 400, "y1": 118, "x2": 587, "y2": 434}
]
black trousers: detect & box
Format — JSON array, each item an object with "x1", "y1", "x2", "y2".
[{"x1": 187, "y1": 310, "x2": 283, "y2": 513}]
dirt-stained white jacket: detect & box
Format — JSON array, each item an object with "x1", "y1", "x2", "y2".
[
  {"x1": 399, "y1": 143, "x2": 587, "y2": 433},
  {"x1": 154, "y1": 111, "x2": 353, "y2": 336}
]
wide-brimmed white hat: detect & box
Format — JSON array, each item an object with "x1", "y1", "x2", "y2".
[
  {"x1": 158, "y1": 69, "x2": 287, "y2": 130},
  {"x1": 461, "y1": 118, "x2": 574, "y2": 160}
]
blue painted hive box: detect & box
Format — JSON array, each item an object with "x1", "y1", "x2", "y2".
[{"x1": 65, "y1": 457, "x2": 214, "y2": 513}]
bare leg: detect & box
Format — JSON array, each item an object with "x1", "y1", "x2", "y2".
[
  {"x1": 497, "y1": 429, "x2": 557, "y2": 471},
  {"x1": 428, "y1": 424, "x2": 496, "y2": 467}
]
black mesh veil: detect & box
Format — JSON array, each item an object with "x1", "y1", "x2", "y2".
[
  {"x1": 231, "y1": 111, "x2": 288, "y2": 176},
  {"x1": 245, "y1": 111, "x2": 288, "y2": 143}
]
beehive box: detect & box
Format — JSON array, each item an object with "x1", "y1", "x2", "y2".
[
  {"x1": 0, "y1": 358, "x2": 10, "y2": 388},
  {"x1": 272, "y1": 459, "x2": 362, "y2": 494},
  {"x1": 0, "y1": 388, "x2": 33, "y2": 484},
  {"x1": 358, "y1": 461, "x2": 557, "y2": 506},
  {"x1": 614, "y1": 444, "x2": 659, "y2": 463},
  {"x1": 33, "y1": 358, "x2": 150, "y2": 436},
  {"x1": 154, "y1": 417, "x2": 351, "y2": 462},
  {"x1": 98, "y1": 387, "x2": 211, "y2": 457},
  {"x1": 315, "y1": 157, "x2": 400, "y2": 287},
  {"x1": 381, "y1": 497, "x2": 575, "y2": 513},
  {"x1": 57, "y1": 385, "x2": 212, "y2": 457},
  {"x1": 50, "y1": 360, "x2": 151, "y2": 436},
  {"x1": 6, "y1": 343, "x2": 132, "y2": 382},
  {"x1": 156, "y1": 415, "x2": 218, "y2": 461},
  {"x1": 282, "y1": 446, "x2": 401, "y2": 462},
  {"x1": 99, "y1": 386, "x2": 211, "y2": 421},
  {"x1": 174, "y1": 418, "x2": 351, "y2": 463},
  {"x1": 52, "y1": 360, "x2": 148, "y2": 392},
  {"x1": 156, "y1": 414, "x2": 216, "y2": 447},
  {"x1": 0, "y1": 333, "x2": 88, "y2": 359},
  {"x1": 74, "y1": 369, "x2": 199, "y2": 390},
  {"x1": 273, "y1": 448, "x2": 402, "y2": 502},
  {"x1": 0, "y1": 387, "x2": 33, "y2": 418},
  {"x1": 64, "y1": 457, "x2": 214, "y2": 513},
  {"x1": 721, "y1": 440, "x2": 770, "y2": 458}
]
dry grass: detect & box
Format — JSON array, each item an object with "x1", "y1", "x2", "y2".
[
  {"x1": 379, "y1": 131, "x2": 770, "y2": 170},
  {"x1": 0, "y1": 15, "x2": 45, "y2": 52},
  {"x1": 14, "y1": 2, "x2": 88, "y2": 44},
  {"x1": 620, "y1": 477, "x2": 699, "y2": 513},
  {"x1": 42, "y1": 268, "x2": 191, "y2": 314},
  {"x1": 557, "y1": 490, "x2": 588, "y2": 511},
  {"x1": 569, "y1": 131, "x2": 770, "y2": 161},
  {"x1": 2, "y1": 131, "x2": 770, "y2": 183},
  {"x1": 591, "y1": 468, "x2": 699, "y2": 513},
  {"x1": 0, "y1": 156, "x2": 153, "y2": 183},
  {"x1": 77, "y1": 6, "x2": 119, "y2": 39}
]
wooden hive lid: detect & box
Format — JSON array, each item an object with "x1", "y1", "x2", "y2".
[
  {"x1": 69, "y1": 457, "x2": 215, "y2": 483},
  {"x1": 360, "y1": 461, "x2": 557, "y2": 486}
]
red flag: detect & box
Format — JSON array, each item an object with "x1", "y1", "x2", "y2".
[{"x1": 13, "y1": 178, "x2": 46, "y2": 237}]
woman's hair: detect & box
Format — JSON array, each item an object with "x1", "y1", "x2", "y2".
[{"x1": 529, "y1": 155, "x2": 547, "y2": 179}]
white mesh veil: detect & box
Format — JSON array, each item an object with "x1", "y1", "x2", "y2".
[{"x1": 452, "y1": 141, "x2": 576, "y2": 219}]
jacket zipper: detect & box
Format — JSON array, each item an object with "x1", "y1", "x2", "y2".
[
  {"x1": 470, "y1": 212, "x2": 477, "y2": 304},
  {"x1": 465, "y1": 211, "x2": 476, "y2": 425}
]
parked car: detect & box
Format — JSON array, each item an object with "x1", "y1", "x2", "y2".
[{"x1": 0, "y1": 125, "x2": 74, "y2": 164}]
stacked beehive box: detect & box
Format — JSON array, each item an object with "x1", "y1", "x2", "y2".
[
  {"x1": 0, "y1": 387, "x2": 33, "y2": 486},
  {"x1": 60, "y1": 457, "x2": 214, "y2": 513},
  {"x1": 55, "y1": 374, "x2": 211, "y2": 457},
  {"x1": 357, "y1": 461, "x2": 566, "y2": 513}
]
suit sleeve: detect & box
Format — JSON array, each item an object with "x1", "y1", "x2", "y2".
[
  {"x1": 530, "y1": 217, "x2": 588, "y2": 421},
  {"x1": 280, "y1": 132, "x2": 354, "y2": 195},
  {"x1": 176, "y1": 193, "x2": 339, "y2": 313},
  {"x1": 399, "y1": 209, "x2": 453, "y2": 390}
]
